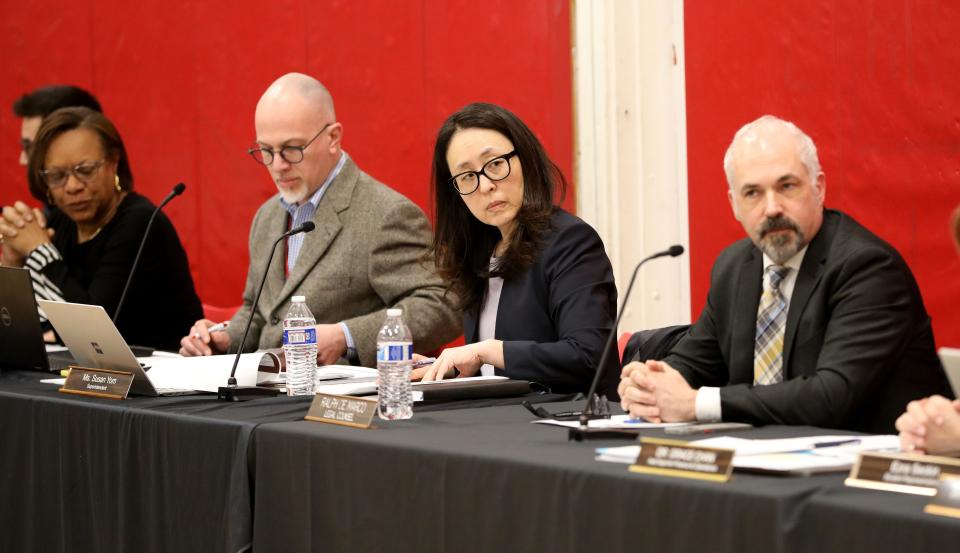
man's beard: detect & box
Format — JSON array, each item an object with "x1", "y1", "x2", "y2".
[
  {"x1": 757, "y1": 215, "x2": 806, "y2": 264},
  {"x1": 277, "y1": 180, "x2": 309, "y2": 204}
]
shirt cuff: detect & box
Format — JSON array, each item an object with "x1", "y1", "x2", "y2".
[
  {"x1": 339, "y1": 322, "x2": 358, "y2": 362},
  {"x1": 694, "y1": 386, "x2": 722, "y2": 422},
  {"x1": 24, "y1": 242, "x2": 62, "y2": 272}
]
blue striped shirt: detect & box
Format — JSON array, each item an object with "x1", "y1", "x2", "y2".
[{"x1": 278, "y1": 152, "x2": 357, "y2": 361}]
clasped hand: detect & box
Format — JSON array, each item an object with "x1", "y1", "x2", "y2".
[
  {"x1": 618, "y1": 359, "x2": 698, "y2": 423},
  {"x1": 896, "y1": 395, "x2": 960, "y2": 456},
  {"x1": 0, "y1": 201, "x2": 54, "y2": 265}
]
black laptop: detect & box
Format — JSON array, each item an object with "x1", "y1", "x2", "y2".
[{"x1": 0, "y1": 266, "x2": 52, "y2": 372}]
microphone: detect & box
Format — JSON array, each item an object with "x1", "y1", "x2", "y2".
[
  {"x1": 113, "y1": 183, "x2": 187, "y2": 324},
  {"x1": 218, "y1": 221, "x2": 316, "y2": 401},
  {"x1": 568, "y1": 244, "x2": 685, "y2": 441}
]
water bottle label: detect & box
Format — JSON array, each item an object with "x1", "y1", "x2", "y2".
[
  {"x1": 283, "y1": 327, "x2": 317, "y2": 346},
  {"x1": 377, "y1": 342, "x2": 413, "y2": 362}
]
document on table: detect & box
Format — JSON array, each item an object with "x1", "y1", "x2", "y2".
[
  {"x1": 693, "y1": 434, "x2": 900, "y2": 474},
  {"x1": 136, "y1": 353, "x2": 278, "y2": 392},
  {"x1": 691, "y1": 434, "x2": 899, "y2": 455},
  {"x1": 595, "y1": 434, "x2": 901, "y2": 474},
  {"x1": 533, "y1": 415, "x2": 694, "y2": 430},
  {"x1": 39, "y1": 352, "x2": 278, "y2": 392}
]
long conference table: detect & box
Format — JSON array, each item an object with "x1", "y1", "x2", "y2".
[{"x1": 2, "y1": 367, "x2": 960, "y2": 553}]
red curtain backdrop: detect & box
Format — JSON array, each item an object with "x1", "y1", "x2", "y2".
[
  {"x1": 0, "y1": 0, "x2": 573, "y2": 309},
  {"x1": 4, "y1": 0, "x2": 957, "y2": 347},
  {"x1": 685, "y1": 0, "x2": 960, "y2": 347}
]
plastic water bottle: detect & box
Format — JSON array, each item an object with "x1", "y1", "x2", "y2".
[
  {"x1": 282, "y1": 295, "x2": 317, "y2": 396},
  {"x1": 377, "y1": 308, "x2": 413, "y2": 419}
]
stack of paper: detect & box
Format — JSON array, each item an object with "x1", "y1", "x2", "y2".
[{"x1": 596, "y1": 434, "x2": 901, "y2": 475}]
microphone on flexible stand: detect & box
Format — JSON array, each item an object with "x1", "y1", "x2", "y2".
[
  {"x1": 218, "y1": 221, "x2": 316, "y2": 402},
  {"x1": 113, "y1": 182, "x2": 186, "y2": 324},
  {"x1": 567, "y1": 244, "x2": 685, "y2": 441},
  {"x1": 112, "y1": 183, "x2": 187, "y2": 356}
]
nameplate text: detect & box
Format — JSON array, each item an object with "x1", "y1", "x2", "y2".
[
  {"x1": 59, "y1": 366, "x2": 134, "y2": 400},
  {"x1": 846, "y1": 451, "x2": 960, "y2": 496},
  {"x1": 305, "y1": 393, "x2": 377, "y2": 429},
  {"x1": 629, "y1": 437, "x2": 734, "y2": 483}
]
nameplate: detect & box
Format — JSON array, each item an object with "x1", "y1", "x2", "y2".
[
  {"x1": 304, "y1": 393, "x2": 377, "y2": 429},
  {"x1": 58, "y1": 366, "x2": 134, "y2": 400},
  {"x1": 924, "y1": 474, "x2": 960, "y2": 519},
  {"x1": 629, "y1": 437, "x2": 734, "y2": 483},
  {"x1": 845, "y1": 451, "x2": 960, "y2": 496}
]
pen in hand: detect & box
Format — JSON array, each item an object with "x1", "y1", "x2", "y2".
[
  {"x1": 411, "y1": 357, "x2": 437, "y2": 369},
  {"x1": 195, "y1": 321, "x2": 230, "y2": 340}
]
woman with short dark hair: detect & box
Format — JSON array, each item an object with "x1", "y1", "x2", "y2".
[
  {"x1": 0, "y1": 107, "x2": 202, "y2": 350},
  {"x1": 419, "y1": 102, "x2": 619, "y2": 396}
]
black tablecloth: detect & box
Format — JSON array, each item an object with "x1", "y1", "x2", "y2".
[
  {"x1": 251, "y1": 403, "x2": 854, "y2": 553},
  {"x1": 0, "y1": 369, "x2": 307, "y2": 553},
  {"x1": 793, "y1": 484, "x2": 960, "y2": 552},
  {"x1": 0, "y1": 368, "x2": 568, "y2": 553},
  {"x1": 6, "y1": 367, "x2": 960, "y2": 553}
]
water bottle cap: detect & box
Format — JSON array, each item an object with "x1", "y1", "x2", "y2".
[
  {"x1": 292, "y1": 295, "x2": 306, "y2": 303},
  {"x1": 386, "y1": 308, "x2": 403, "y2": 317}
]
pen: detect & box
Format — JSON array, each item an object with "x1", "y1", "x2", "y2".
[
  {"x1": 207, "y1": 321, "x2": 230, "y2": 333},
  {"x1": 411, "y1": 357, "x2": 437, "y2": 368},
  {"x1": 194, "y1": 321, "x2": 230, "y2": 339},
  {"x1": 812, "y1": 438, "x2": 861, "y2": 448}
]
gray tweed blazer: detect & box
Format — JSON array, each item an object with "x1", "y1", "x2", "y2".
[{"x1": 225, "y1": 157, "x2": 460, "y2": 366}]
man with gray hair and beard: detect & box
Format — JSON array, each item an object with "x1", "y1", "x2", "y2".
[
  {"x1": 619, "y1": 115, "x2": 948, "y2": 433},
  {"x1": 180, "y1": 72, "x2": 460, "y2": 366}
]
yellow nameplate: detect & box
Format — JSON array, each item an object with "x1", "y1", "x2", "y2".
[
  {"x1": 59, "y1": 366, "x2": 134, "y2": 400},
  {"x1": 845, "y1": 451, "x2": 960, "y2": 496},
  {"x1": 305, "y1": 393, "x2": 378, "y2": 429},
  {"x1": 629, "y1": 437, "x2": 735, "y2": 483}
]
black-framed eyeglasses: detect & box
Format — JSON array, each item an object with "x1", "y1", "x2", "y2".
[
  {"x1": 40, "y1": 159, "x2": 107, "y2": 189},
  {"x1": 449, "y1": 151, "x2": 518, "y2": 195},
  {"x1": 247, "y1": 122, "x2": 333, "y2": 166}
]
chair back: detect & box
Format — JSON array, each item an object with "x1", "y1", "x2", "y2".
[{"x1": 621, "y1": 324, "x2": 691, "y2": 367}]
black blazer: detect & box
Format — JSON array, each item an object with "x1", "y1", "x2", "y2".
[
  {"x1": 463, "y1": 209, "x2": 620, "y2": 397},
  {"x1": 664, "y1": 209, "x2": 948, "y2": 433}
]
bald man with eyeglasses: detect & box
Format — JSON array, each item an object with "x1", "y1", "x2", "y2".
[{"x1": 179, "y1": 73, "x2": 459, "y2": 366}]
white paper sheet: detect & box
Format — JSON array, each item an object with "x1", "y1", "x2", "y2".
[
  {"x1": 596, "y1": 434, "x2": 902, "y2": 474},
  {"x1": 690, "y1": 435, "x2": 899, "y2": 456},
  {"x1": 142, "y1": 353, "x2": 267, "y2": 392}
]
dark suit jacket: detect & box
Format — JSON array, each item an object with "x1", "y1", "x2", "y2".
[
  {"x1": 463, "y1": 209, "x2": 620, "y2": 397},
  {"x1": 665, "y1": 209, "x2": 948, "y2": 433},
  {"x1": 226, "y1": 156, "x2": 461, "y2": 366}
]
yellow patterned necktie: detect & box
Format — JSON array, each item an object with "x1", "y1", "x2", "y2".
[{"x1": 754, "y1": 265, "x2": 791, "y2": 385}]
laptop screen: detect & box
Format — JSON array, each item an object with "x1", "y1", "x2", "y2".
[{"x1": 0, "y1": 267, "x2": 50, "y2": 372}]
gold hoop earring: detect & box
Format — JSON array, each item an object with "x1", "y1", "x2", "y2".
[{"x1": 114, "y1": 174, "x2": 122, "y2": 192}]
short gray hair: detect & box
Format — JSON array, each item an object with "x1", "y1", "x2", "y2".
[{"x1": 722, "y1": 115, "x2": 821, "y2": 188}]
